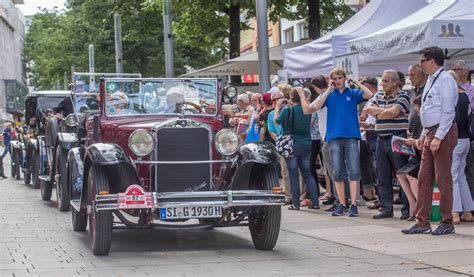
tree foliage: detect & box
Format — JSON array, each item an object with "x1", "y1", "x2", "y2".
[
  {"x1": 25, "y1": 0, "x2": 222, "y2": 90},
  {"x1": 25, "y1": 0, "x2": 354, "y2": 89}
]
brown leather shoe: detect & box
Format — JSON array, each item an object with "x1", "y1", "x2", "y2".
[
  {"x1": 453, "y1": 212, "x2": 460, "y2": 225},
  {"x1": 460, "y1": 212, "x2": 473, "y2": 222}
]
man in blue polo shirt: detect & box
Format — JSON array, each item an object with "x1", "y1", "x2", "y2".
[{"x1": 299, "y1": 68, "x2": 373, "y2": 217}]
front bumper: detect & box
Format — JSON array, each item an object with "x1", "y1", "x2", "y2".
[{"x1": 94, "y1": 186, "x2": 285, "y2": 211}]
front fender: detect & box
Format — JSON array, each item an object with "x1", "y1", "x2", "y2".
[
  {"x1": 228, "y1": 142, "x2": 279, "y2": 190},
  {"x1": 85, "y1": 143, "x2": 134, "y2": 166},
  {"x1": 237, "y1": 142, "x2": 279, "y2": 165},
  {"x1": 58, "y1": 132, "x2": 78, "y2": 150},
  {"x1": 68, "y1": 147, "x2": 85, "y2": 202},
  {"x1": 80, "y1": 144, "x2": 139, "y2": 209}
]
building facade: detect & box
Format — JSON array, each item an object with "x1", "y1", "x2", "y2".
[{"x1": 0, "y1": 0, "x2": 26, "y2": 122}]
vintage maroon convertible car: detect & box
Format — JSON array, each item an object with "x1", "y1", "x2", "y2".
[{"x1": 67, "y1": 77, "x2": 284, "y2": 255}]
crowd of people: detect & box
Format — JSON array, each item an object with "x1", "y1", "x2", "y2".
[{"x1": 227, "y1": 46, "x2": 473, "y2": 235}]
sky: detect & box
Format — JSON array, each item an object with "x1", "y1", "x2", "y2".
[{"x1": 17, "y1": 0, "x2": 67, "y2": 16}]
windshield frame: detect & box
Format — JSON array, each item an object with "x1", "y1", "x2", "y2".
[{"x1": 102, "y1": 77, "x2": 219, "y2": 118}]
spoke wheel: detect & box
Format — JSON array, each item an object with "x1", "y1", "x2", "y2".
[
  {"x1": 88, "y1": 165, "x2": 112, "y2": 255},
  {"x1": 248, "y1": 166, "x2": 281, "y2": 250}
]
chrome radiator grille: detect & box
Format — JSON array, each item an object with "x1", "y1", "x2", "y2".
[{"x1": 154, "y1": 127, "x2": 211, "y2": 192}]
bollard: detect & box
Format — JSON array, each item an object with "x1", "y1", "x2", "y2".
[{"x1": 430, "y1": 181, "x2": 442, "y2": 222}]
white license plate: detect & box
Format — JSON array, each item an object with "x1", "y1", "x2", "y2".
[{"x1": 160, "y1": 206, "x2": 222, "y2": 219}]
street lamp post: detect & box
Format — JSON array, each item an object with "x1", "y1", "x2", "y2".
[
  {"x1": 256, "y1": 0, "x2": 270, "y2": 93},
  {"x1": 88, "y1": 44, "x2": 95, "y2": 90},
  {"x1": 163, "y1": 0, "x2": 174, "y2": 78},
  {"x1": 114, "y1": 13, "x2": 123, "y2": 74}
]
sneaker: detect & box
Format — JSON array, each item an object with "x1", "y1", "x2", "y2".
[
  {"x1": 401, "y1": 224, "x2": 432, "y2": 234},
  {"x1": 308, "y1": 205, "x2": 320, "y2": 210},
  {"x1": 331, "y1": 204, "x2": 348, "y2": 216},
  {"x1": 432, "y1": 224, "x2": 455, "y2": 236},
  {"x1": 348, "y1": 204, "x2": 359, "y2": 217},
  {"x1": 324, "y1": 204, "x2": 338, "y2": 214}
]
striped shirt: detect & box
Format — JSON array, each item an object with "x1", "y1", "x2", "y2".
[{"x1": 373, "y1": 90, "x2": 410, "y2": 135}]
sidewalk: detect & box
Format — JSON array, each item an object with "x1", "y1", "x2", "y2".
[{"x1": 280, "y1": 203, "x2": 474, "y2": 275}]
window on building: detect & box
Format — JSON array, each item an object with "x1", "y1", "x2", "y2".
[
  {"x1": 284, "y1": 28, "x2": 294, "y2": 44},
  {"x1": 298, "y1": 22, "x2": 309, "y2": 40}
]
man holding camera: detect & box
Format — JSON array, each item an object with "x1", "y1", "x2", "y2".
[{"x1": 299, "y1": 67, "x2": 373, "y2": 217}]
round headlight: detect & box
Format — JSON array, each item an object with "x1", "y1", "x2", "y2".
[
  {"x1": 65, "y1": 114, "x2": 79, "y2": 127},
  {"x1": 128, "y1": 129, "x2": 154, "y2": 156},
  {"x1": 215, "y1": 129, "x2": 239, "y2": 156},
  {"x1": 224, "y1": 85, "x2": 237, "y2": 99}
]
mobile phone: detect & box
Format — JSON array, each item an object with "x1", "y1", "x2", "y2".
[{"x1": 281, "y1": 100, "x2": 288, "y2": 105}]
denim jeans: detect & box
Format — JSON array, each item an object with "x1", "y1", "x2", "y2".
[
  {"x1": 376, "y1": 134, "x2": 408, "y2": 214},
  {"x1": 285, "y1": 144, "x2": 319, "y2": 207},
  {"x1": 328, "y1": 138, "x2": 361, "y2": 182},
  {"x1": 452, "y1": 138, "x2": 473, "y2": 212}
]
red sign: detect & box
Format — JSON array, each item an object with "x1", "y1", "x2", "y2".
[
  {"x1": 117, "y1": 185, "x2": 153, "y2": 209},
  {"x1": 243, "y1": 74, "x2": 255, "y2": 83}
]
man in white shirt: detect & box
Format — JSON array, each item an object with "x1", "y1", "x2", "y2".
[{"x1": 402, "y1": 46, "x2": 458, "y2": 236}]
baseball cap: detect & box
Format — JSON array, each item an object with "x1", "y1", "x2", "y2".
[
  {"x1": 262, "y1": 92, "x2": 272, "y2": 105},
  {"x1": 361, "y1": 76, "x2": 378, "y2": 87}
]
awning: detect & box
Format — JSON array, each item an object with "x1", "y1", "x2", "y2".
[{"x1": 180, "y1": 40, "x2": 310, "y2": 77}]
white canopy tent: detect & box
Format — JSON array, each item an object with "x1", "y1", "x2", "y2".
[
  {"x1": 348, "y1": 0, "x2": 474, "y2": 74},
  {"x1": 180, "y1": 40, "x2": 309, "y2": 77},
  {"x1": 283, "y1": 0, "x2": 428, "y2": 79}
]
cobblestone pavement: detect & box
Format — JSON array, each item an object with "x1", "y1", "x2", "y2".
[{"x1": 0, "y1": 174, "x2": 471, "y2": 276}]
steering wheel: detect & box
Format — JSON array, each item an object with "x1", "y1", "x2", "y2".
[{"x1": 179, "y1": 101, "x2": 202, "y2": 114}]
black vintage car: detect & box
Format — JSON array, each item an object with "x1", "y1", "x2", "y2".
[
  {"x1": 67, "y1": 77, "x2": 284, "y2": 255},
  {"x1": 20, "y1": 90, "x2": 71, "y2": 188}
]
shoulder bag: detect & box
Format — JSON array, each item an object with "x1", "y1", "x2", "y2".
[{"x1": 275, "y1": 107, "x2": 295, "y2": 158}]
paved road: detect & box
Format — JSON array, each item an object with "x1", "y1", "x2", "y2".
[{"x1": 1, "y1": 173, "x2": 472, "y2": 276}]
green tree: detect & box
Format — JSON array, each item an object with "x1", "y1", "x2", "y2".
[{"x1": 25, "y1": 0, "x2": 222, "y2": 90}]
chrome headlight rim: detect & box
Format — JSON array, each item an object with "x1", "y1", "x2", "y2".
[
  {"x1": 215, "y1": 129, "x2": 239, "y2": 156},
  {"x1": 128, "y1": 129, "x2": 155, "y2": 157},
  {"x1": 65, "y1": 114, "x2": 79, "y2": 127},
  {"x1": 224, "y1": 85, "x2": 237, "y2": 99}
]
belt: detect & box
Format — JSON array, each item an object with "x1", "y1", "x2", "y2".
[
  {"x1": 378, "y1": 131, "x2": 407, "y2": 140},
  {"x1": 426, "y1": 124, "x2": 439, "y2": 131}
]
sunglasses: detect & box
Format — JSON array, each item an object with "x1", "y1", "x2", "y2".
[
  {"x1": 272, "y1": 97, "x2": 283, "y2": 102},
  {"x1": 420, "y1": 58, "x2": 432, "y2": 64}
]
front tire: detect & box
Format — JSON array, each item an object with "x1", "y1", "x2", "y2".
[
  {"x1": 56, "y1": 147, "x2": 70, "y2": 211},
  {"x1": 248, "y1": 166, "x2": 281, "y2": 250},
  {"x1": 88, "y1": 165, "x2": 112, "y2": 255}
]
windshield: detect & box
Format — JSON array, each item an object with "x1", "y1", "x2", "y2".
[
  {"x1": 104, "y1": 78, "x2": 218, "y2": 116},
  {"x1": 73, "y1": 93, "x2": 100, "y2": 113},
  {"x1": 37, "y1": 96, "x2": 68, "y2": 111},
  {"x1": 73, "y1": 72, "x2": 141, "y2": 94}
]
